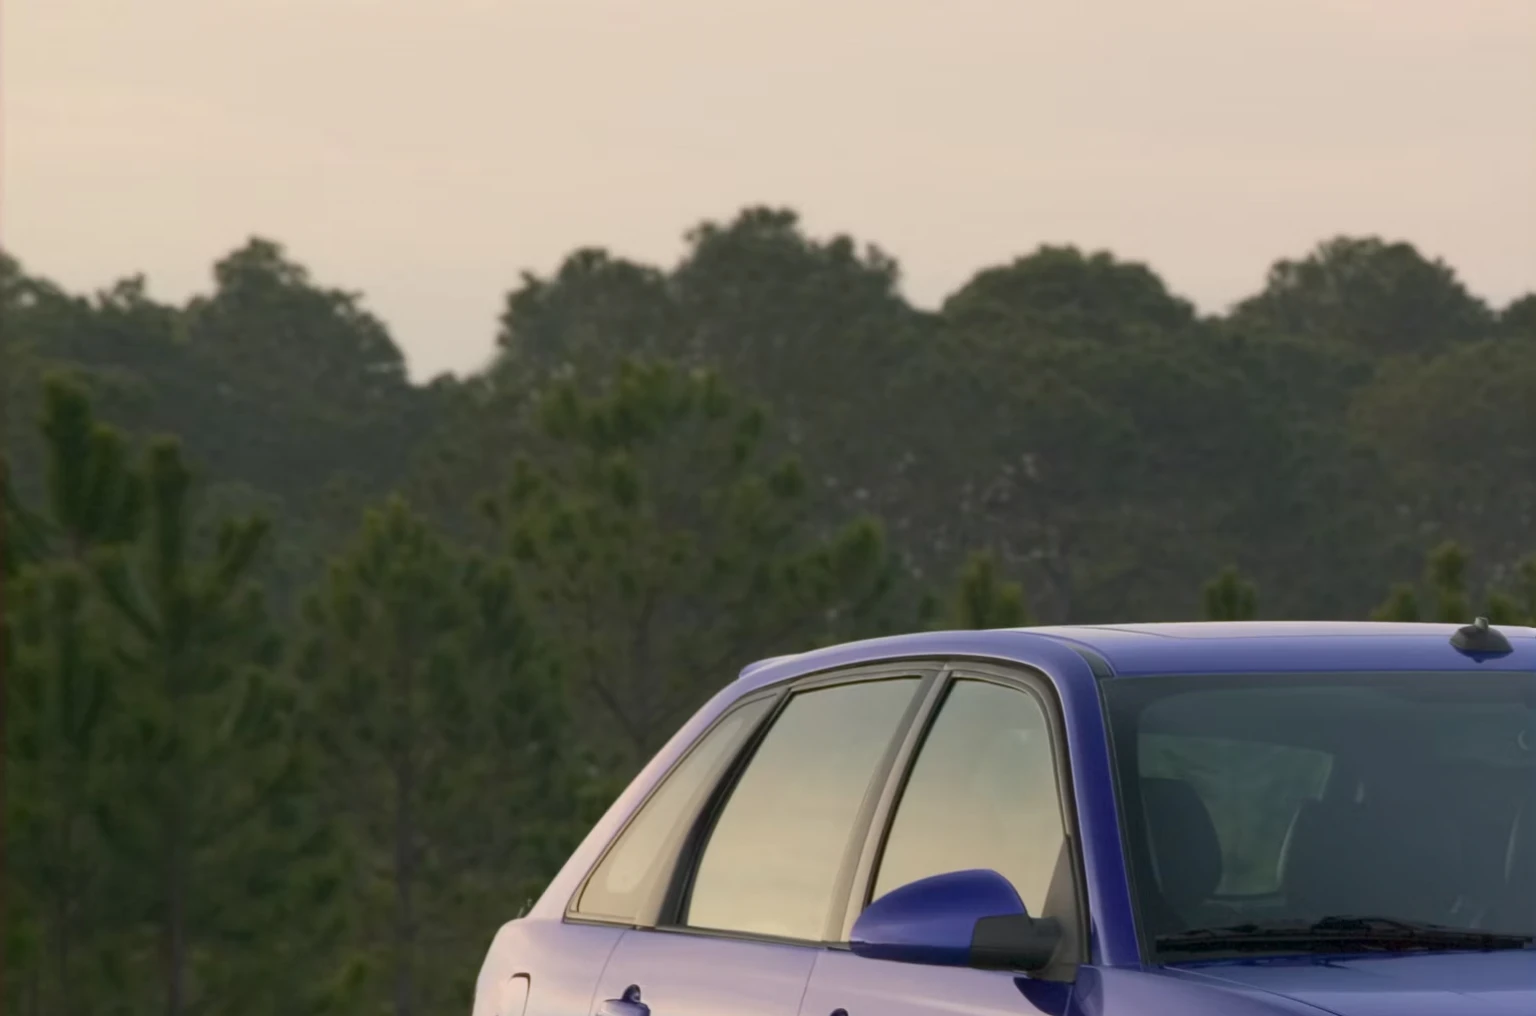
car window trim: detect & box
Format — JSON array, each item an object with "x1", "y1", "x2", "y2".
[
  {"x1": 835, "y1": 660, "x2": 1091, "y2": 972},
  {"x1": 824, "y1": 668, "x2": 952, "y2": 942},
  {"x1": 658, "y1": 663, "x2": 942, "y2": 945}
]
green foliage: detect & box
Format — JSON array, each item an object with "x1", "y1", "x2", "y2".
[
  {"x1": 490, "y1": 358, "x2": 895, "y2": 770},
  {"x1": 6, "y1": 379, "x2": 325, "y2": 1016},
  {"x1": 1349, "y1": 338, "x2": 1536, "y2": 570},
  {"x1": 941, "y1": 244, "x2": 1198, "y2": 345},
  {"x1": 1371, "y1": 583, "x2": 1421, "y2": 622},
  {"x1": 1370, "y1": 541, "x2": 1535, "y2": 625},
  {"x1": 2, "y1": 461, "x2": 49, "y2": 577},
  {"x1": 6, "y1": 211, "x2": 1535, "y2": 1016},
  {"x1": 8, "y1": 560, "x2": 120, "y2": 1015},
  {"x1": 1232, "y1": 236, "x2": 1494, "y2": 356},
  {"x1": 1203, "y1": 567, "x2": 1259, "y2": 621},
  {"x1": 1501, "y1": 293, "x2": 1536, "y2": 339},
  {"x1": 1487, "y1": 555, "x2": 1536, "y2": 626},
  {"x1": 495, "y1": 248, "x2": 683, "y2": 387},
  {"x1": 944, "y1": 551, "x2": 1032, "y2": 630},
  {"x1": 295, "y1": 497, "x2": 569, "y2": 1016}
]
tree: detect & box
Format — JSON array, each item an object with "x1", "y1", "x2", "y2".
[
  {"x1": 296, "y1": 498, "x2": 569, "y2": 1016},
  {"x1": 941, "y1": 244, "x2": 1198, "y2": 346},
  {"x1": 1232, "y1": 236, "x2": 1494, "y2": 356},
  {"x1": 1196, "y1": 328, "x2": 1391, "y2": 619},
  {"x1": 666, "y1": 208, "x2": 940, "y2": 576},
  {"x1": 88, "y1": 438, "x2": 306, "y2": 1016},
  {"x1": 494, "y1": 248, "x2": 683, "y2": 389},
  {"x1": 1349, "y1": 339, "x2": 1536, "y2": 570},
  {"x1": 3, "y1": 248, "x2": 428, "y2": 612},
  {"x1": 1203, "y1": 567, "x2": 1258, "y2": 621},
  {"x1": 8, "y1": 562, "x2": 122, "y2": 1016},
  {"x1": 922, "y1": 327, "x2": 1298, "y2": 622},
  {"x1": 6, "y1": 378, "x2": 322, "y2": 1016},
  {"x1": 490, "y1": 359, "x2": 895, "y2": 771},
  {"x1": 5, "y1": 378, "x2": 146, "y2": 1015},
  {"x1": 484, "y1": 207, "x2": 932, "y2": 558},
  {"x1": 187, "y1": 238, "x2": 409, "y2": 403},
  {"x1": 1500, "y1": 293, "x2": 1536, "y2": 340},
  {"x1": 942, "y1": 551, "x2": 1032, "y2": 629},
  {"x1": 1368, "y1": 541, "x2": 1527, "y2": 624},
  {"x1": 1371, "y1": 583, "x2": 1421, "y2": 622},
  {"x1": 670, "y1": 206, "x2": 918, "y2": 429}
]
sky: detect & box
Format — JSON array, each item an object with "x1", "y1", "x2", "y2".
[{"x1": 8, "y1": 0, "x2": 1535, "y2": 380}]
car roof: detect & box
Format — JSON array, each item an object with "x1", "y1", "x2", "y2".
[{"x1": 734, "y1": 621, "x2": 1536, "y2": 693}]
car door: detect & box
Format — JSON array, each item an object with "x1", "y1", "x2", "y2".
[
  {"x1": 798, "y1": 667, "x2": 1088, "y2": 1016},
  {"x1": 588, "y1": 669, "x2": 933, "y2": 1016}
]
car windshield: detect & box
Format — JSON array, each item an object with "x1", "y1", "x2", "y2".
[{"x1": 1102, "y1": 671, "x2": 1536, "y2": 959}]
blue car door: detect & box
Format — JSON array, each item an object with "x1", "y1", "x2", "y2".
[{"x1": 799, "y1": 671, "x2": 1085, "y2": 1016}]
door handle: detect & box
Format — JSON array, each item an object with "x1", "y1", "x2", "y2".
[{"x1": 597, "y1": 984, "x2": 650, "y2": 1016}]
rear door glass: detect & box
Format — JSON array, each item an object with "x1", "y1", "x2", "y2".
[{"x1": 684, "y1": 678, "x2": 921, "y2": 941}]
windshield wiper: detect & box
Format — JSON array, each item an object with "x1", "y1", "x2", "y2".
[{"x1": 1157, "y1": 915, "x2": 1536, "y2": 954}]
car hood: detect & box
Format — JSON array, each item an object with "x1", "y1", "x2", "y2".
[{"x1": 1171, "y1": 950, "x2": 1536, "y2": 1015}]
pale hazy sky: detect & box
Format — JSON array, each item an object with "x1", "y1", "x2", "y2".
[{"x1": 9, "y1": 0, "x2": 1535, "y2": 379}]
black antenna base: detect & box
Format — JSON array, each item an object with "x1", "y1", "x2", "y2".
[{"x1": 1451, "y1": 617, "x2": 1513, "y2": 655}]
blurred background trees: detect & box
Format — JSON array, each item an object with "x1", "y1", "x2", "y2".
[{"x1": 4, "y1": 210, "x2": 1532, "y2": 1014}]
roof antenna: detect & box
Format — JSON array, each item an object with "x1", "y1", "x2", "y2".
[{"x1": 1450, "y1": 616, "x2": 1513, "y2": 656}]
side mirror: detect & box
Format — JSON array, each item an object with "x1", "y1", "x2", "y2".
[{"x1": 849, "y1": 869, "x2": 1062, "y2": 974}]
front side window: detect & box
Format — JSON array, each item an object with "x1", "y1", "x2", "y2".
[
  {"x1": 684, "y1": 678, "x2": 921, "y2": 941},
  {"x1": 872, "y1": 679, "x2": 1067, "y2": 916},
  {"x1": 1104, "y1": 672, "x2": 1536, "y2": 958}
]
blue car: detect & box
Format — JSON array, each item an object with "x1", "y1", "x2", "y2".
[{"x1": 473, "y1": 621, "x2": 1536, "y2": 1016}]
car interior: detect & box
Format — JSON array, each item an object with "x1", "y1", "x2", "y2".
[{"x1": 1129, "y1": 680, "x2": 1536, "y2": 942}]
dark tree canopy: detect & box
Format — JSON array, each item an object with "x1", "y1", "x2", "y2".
[
  {"x1": 4, "y1": 208, "x2": 1531, "y2": 1016},
  {"x1": 1232, "y1": 235, "x2": 1495, "y2": 356}
]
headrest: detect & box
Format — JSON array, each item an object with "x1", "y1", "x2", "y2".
[{"x1": 1141, "y1": 777, "x2": 1223, "y2": 912}]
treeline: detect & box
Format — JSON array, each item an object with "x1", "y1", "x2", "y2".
[{"x1": 4, "y1": 206, "x2": 1535, "y2": 1015}]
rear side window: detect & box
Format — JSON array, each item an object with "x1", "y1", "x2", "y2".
[
  {"x1": 574, "y1": 697, "x2": 772, "y2": 922},
  {"x1": 684, "y1": 678, "x2": 921, "y2": 941}
]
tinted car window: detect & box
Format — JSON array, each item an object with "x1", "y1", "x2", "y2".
[
  {"x1": 574, "y1": 697, "x2": 772, "y2": 921},
  {"x1": 1103, "y1": 672, "x2": 1536, "y2": 944},
  {"x1": 685, "y1": 678, "x2": 920, "y2": 941},
  {"x1": 872, "y1": 679, "x2": 1065, "y2": 914},
  {"x1": 1140, "y1": 732, "x2": 1332, "y2": 895}
]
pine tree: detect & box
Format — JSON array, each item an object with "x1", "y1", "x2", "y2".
[
  {"x1": 6, "y1": 377, "x2": 147, "y2": 1015},
  {"x1": 1425, "y1": 541, "x2": 1470, "y2": 623},
  {"x1": 943, "y1": 551, "x2": 1032, "y2": 629},
  {"x1": 490, "y1": 359, "x2": 893, "y2": 772},
  {"x1": 296, "y1": 497, "x2": 568, "y2": 1016},
  {"x1": 1203, "y1": 566, "x2": 1259, "y2": 621},
  {"x1": 1369, "y1": 540, "x2": 1530, "y2": 624},
  {"x1": 1371, "y1": 583, "x2": 1421, "y2": 622}
]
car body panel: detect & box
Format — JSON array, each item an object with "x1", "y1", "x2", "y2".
[
  {"x1": 473, "y1": 622, "x2": 1536, "y2": 1016},
  {"x1": 798, "y1": 948, "x2": 1076, "y2": 1016},
  {"x1": 1026, "y1": 623, "x2": 1536, "y2": 676},
  {"x1": 1167, "y1": 951, "x2": 1536, "y2": 1015},
  {"x1": 470, "y1": 919, "x2": 622, "y2": 1016},
  {"x1": 593, "y1": 929, "x2": 817, "y2": 1016},
  {"x1": 1072, "y1": 966, "x2": 1333, "y2": 1015}
]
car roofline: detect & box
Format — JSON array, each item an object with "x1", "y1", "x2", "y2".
[{"x1": 734, "y1": 621, "x2": 1536, "y2": 688}]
